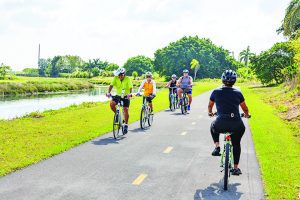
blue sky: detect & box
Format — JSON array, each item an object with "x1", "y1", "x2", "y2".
[{"x1": 0, "y1": 0, "x2": 290, "y2": 70}]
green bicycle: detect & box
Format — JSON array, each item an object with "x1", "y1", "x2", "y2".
[{"x1": 218, "y1": 113, "x2": 251, "y2": 190}]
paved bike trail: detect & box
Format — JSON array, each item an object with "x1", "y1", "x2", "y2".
[{"x1": 0, "y1": 91, "x2": 265, "y2": 200}]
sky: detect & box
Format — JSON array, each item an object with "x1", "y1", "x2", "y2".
[{"x1": 0, "y1": 0, "x2": 290, "y2": 71}]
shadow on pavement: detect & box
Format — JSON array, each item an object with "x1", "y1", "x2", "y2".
[
  {"x1": 92, "y1": 136, "x2": 125, "y2": 145},
  {"x1": 194, "y1": 181, "x2": 243, "y2": 200},
  {"x1": 130, "y1": 127, "x2": 148, "y2": 133},
  {"x1": 170, "y1": 112, "x2": 183, "y2": 116}
]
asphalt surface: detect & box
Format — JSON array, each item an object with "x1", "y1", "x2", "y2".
[{"x1": 0, "y1": 91, "x2": 265, "y2": 200}]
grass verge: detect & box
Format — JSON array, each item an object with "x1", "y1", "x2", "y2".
[
  {"x1": 0, "y1": 77, "x2": 94, "y2": 96},
  {"x1": 243, "y1": 86, "x2": 300, "y2": 200},
  {"x1": 0, "y1": 82, "x2": 219, "y2": 177}
]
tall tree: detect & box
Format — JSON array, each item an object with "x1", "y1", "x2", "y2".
[
  {"x1": 277, "y1": 0, "x2": 300, "y2": 38},
  {"x1": 38, "y1": 58, "x2": 51, "y2": 76},
  {"x1": 123, "y1": 55, "x2": 154, "y2": 76},
  {"x1": 190, "y1": 59, "x2": 200, "y2": 80},
  {"x1": 250, "y1": 42, "x2": 297, "y2": 84},
  {"x1": 154, "y1": 36, "x2": 240, "y2": 78},
  {"x1": 0, "y1": 64, "x2": 11, "y2": 79},
  {"x1": 50, "y1": 56, "x2": 61, "y2": 77},
  {"x1": 239, "y1": 46, "x2": 255, "y2": 67}
]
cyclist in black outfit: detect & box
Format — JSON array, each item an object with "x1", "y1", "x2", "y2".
[
  {"x1": 208, "y1": 70, "x2": 250, "y2": 176},
  {"x1": 166, "y1": 74, "x2": 178, "y2": 108}
]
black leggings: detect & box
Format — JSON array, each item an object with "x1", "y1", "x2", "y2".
[{"x1": 210, "y1": 119, "x2": 245, "y2": 165}]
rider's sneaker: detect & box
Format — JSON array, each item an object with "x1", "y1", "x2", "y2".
[
  {"x1": 231, "y1": 168, "x2": 242, "y2": 176},
  {"x1": 187, "y1": 105, "x2": 191, "y2": 111},
  {"x1": 211, "y1": 147, "x2": 221, "y2": 156},
  {"x1": 123, "y1": 125, "x2": 128, "y2": 135},
  {"x1": 179, "y1": 99, "x2": 182, "y2": 105}
]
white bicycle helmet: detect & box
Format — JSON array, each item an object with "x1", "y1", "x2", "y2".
[
  {"x1": 145, "y1": 72, "x2": 152, "y2": 77},
  {"x1": 114, "y1": 68, "x2": 126, "y2": 76}
]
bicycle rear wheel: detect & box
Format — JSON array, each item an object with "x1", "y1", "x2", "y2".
[
  {"x1": 224, "y1": 143, "x2": 230, "y2": 190},
  {"x1": 113, "y1": 112, "x2": 121, "y2": 139},
  {"x1": 140, "y1": 108, "x2": 147, "y2": 129}
]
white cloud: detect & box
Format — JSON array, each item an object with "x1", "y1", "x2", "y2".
[{"x1": 0, "y1": 0, "x2": 290, "y2": 70}]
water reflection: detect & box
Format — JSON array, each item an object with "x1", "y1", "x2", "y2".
[{"x1": 0, "y1": 87, "x2": 110, "y2": 120}]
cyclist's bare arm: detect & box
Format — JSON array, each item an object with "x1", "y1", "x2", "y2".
[
  {"x1": 240, "y1": 101, "x2": 250, "y2": 117},
  {"x1": 176, "y1": 77, "x2": 182, "y2": 87},
  {"x1": 190, "y1": 77, "x2": 193, "y2": 86},
  {"x1": 108, "y1": 85, "x2": 113, "y2": 94},
  {"x1": 208, "y1": 100, "x2": 214, "y2": 115},
  {"x1": 166, "y1": 81, "x2": 171, "y2": 87},
  {"x1": 137, "y1": 80, "x2": 145, "y2": 93}
]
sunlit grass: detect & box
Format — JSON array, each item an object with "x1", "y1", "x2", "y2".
[{"x1": 243, "y1": 87, "x2": 300, "y2": 200}]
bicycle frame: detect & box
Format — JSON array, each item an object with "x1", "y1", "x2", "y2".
[
  {"x1": 111, "y1": 89, "x2": 125, "y2": 139},
  {"x1": 220, "y1": 133, "x2": 234, "y2": 171},
  {"x1": 181, "y1": 88, "x2": 189, "y2": 114},
  {"x1": 169, "y1": 87, "x2": 178, "y2": 110},
  {"x1": 140, "y1": 95, "x2": 154, "y2": 129}
]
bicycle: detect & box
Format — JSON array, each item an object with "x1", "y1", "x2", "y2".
[
  {"x1": 180, "y1": 88, "x2": 189, "y2": 115},
  {"x1": 169, "y1": 87, "x2": 178, "y2": 111},
  {"x1": 138, "y1": 94, "x2": 154, "y2": 129},
  {"x1": 110, "y1": 90, "x2": 126, "y2": 139},
  {"x1": 215, "y1": 113, "x2": 251, "y2": 190}
]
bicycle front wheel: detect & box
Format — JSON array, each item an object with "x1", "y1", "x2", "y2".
[
  {"x1": 140, "y1": 108, "x2": 147, "y2": 129},
  {"x1": 181, "y1": 97, "x2": 187, "y2": 114},
  {"x1": 113, "y1": 112, "x2": 121, "y2": 139},
  {"x1": 224, "y1": 143, "x2": 230, "y2": 190},
  {"x1": 170, "y1": 96, "x2": 175, "y2": 112}
]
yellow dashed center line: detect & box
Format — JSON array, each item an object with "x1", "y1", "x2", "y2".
[
  {"x1": 181, "y1": 131, "x2": 187, "y2": 136},
  {"x1": 163, "y1": 146, "x2": 174, "y2": 154},
  {"x1": 132, "y1": 174, "x2": 148, "y2": 185}
]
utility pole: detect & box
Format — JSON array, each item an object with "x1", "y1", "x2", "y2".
[{"x1": 38, "y1": 44, "x2": 40, "y2": 68}]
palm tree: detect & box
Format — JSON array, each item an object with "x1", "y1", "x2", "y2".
[
  {"x1": 190, "y1": 59, "x2": 200, "y2": 80},
  {"x1": 239, "y1": 46, "x2": 255, "y2": 67},
  {"x1": 277, "y1": 0, "x2": 300, "y2": 38}
]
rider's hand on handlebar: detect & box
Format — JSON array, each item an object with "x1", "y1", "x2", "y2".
[
  {"x1": 127, "y1": 94, "x2": 133, "y2": 99},
  {"x1": 241, "y1": 113, "x2": 251, "y2": 118},
  {"x1": 208, "y1": 112, "x2": 214, "y2": 117},
  {"x1": 106, "y1": 93, "x2": 111, "y2": 98}
]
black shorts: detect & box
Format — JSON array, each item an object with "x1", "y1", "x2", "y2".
[
  {"x1": 144, "y1": 96, "x2": 155, "y2": 103},
  {"x1": 112, "y1": 96, "x2": 130, "y2": 107}
]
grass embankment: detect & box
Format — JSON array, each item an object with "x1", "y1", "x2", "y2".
[
  {"x1": 243, "y1": 86, "x2": 300, "y2": 200},
  {"x1": 0, "y1": 77, "x2": 94, "y2": 96},
  {"x1": 0, "y1": 82, "x2": 219, "y2": 177}
]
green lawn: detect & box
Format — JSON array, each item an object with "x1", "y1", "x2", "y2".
[
  {"x1": 0, "y1": 82, "x2": 219, "y2": 177},
  {"x1": 243, "y1": 86, "x2": 300, "y2": 200}
]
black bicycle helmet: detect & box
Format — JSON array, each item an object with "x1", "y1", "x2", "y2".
[{"x1": 221, "y1": 70, "x2": 237, "y2": 85}]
